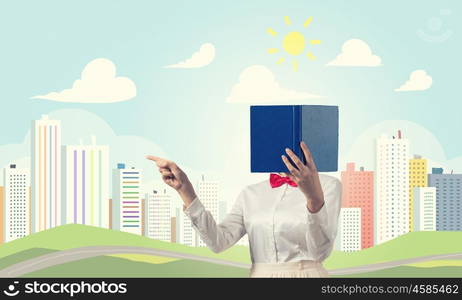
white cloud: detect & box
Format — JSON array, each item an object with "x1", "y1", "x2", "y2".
[
  {"x1": 31, "y1": 58, "x2": 137, "y2": 103},
  {"x1": 226, "y1": 65, "x2": 323, "y2": 103},
  {"x1": 326, "y1": 39, "x2": 382, "y2": 67},
  {"x1": 164, "y1": 43, "x2": 215, "y2": 69},
  {"x1": 395, "y1": 70, "x2": 432, "y2": 92}
]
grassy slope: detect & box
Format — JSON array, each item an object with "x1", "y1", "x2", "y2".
[
  {"x1": 0, "y1": 248, "x2": 57, "y2": 269},
  {"x1": 333, "y1": 266, "x2": 462, "y2": 278},
  {"x1": 23, "y1": 256, "x2": 248, "y2": 278},
  {"x1": 108, "y1": 254, "x2": 179, "y2": 264},
  {"x1": 24, "y1": 255, "x2": 462, "y2": 278},
  {"x1": 2, "y1": 225, "x2": 462, "y2": 272},
  {"x1": 406, "y1": 260, "x2": 462, "y2": 267},
  {"x1": 324, "y1": 231, "x2": 462, "y2": 269},
  {"x1": 0, "y1": 224, "x2": 251, "y2": 263}
]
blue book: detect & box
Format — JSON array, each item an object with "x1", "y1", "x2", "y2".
[{"x1": 250, "y1": 105, "x2": 339, "y2": 173}]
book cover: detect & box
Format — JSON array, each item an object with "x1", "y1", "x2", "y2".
[{"x1": 250, "y1": 105, "x2": 338, "y2": 173}]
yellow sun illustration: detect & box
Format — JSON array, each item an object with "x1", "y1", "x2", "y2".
[{"x1": 267, "y1": 16, "x2": 321, "y2": 71}]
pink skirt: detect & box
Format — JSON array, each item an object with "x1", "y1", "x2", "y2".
[{"x1": 249, "y1": 260, "x2": 330, "y2": 278}]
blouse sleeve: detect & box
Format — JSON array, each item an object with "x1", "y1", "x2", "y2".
[
  {"x1": 183, "y1": 191, "x2": 246, "y2": 253},
  {"x1": 304, "y1": 177, "x2": 342, "y2": 262}
]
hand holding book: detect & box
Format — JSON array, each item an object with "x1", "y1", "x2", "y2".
[{"x1": 281, "y1": 141, "x2": 325, "y2": 214}]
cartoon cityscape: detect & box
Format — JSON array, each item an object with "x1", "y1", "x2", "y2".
[
  {"x1": 0, "y1": 0, "x2": 459, "y2": 279},
  {"x1": 2, "y1": 115, "x2": 460, "y2": 256},
  {"x1": 336, "y1": 129, "x2": 461, "y2": 252},
  {"x1": 1, "y1": 114, "x2": 229, "y2": 248}
]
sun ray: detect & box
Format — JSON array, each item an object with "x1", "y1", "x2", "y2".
[
  {"x1": 303, "y1": 16, "x2": 313, "y2": 28},
  {"x1": 292, "y1": 60, "x2": 299, "y2": 71},
  {"x1": 267, "y1": 28, "x2": 278, "y2": 36},
  {"x1": 306, "y1": 51, "x2": 316, "y2": 60},
  {"x1": 266, "y1": 16, "x2": 321, "y2": 71}
]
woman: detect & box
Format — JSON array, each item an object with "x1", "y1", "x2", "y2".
[{"x1": 146, "y1": 141, "x2": 341, "y2": 278}]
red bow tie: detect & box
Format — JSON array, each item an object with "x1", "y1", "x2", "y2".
[{"x1": 270, "y1": 173, "x2": 298, "y2": 188}]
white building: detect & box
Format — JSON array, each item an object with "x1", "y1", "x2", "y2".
[
  {"x1": 376, "y1": 131, "x2": 410, "y2": 244},
  {"x1": 196, "y1": 175, "x2": 219, "y2": 247},
  {"x1": 180, "y1": 213, "x2": 197, "y2": 247},
  {"x1": 62, "y1": 138, "x2": 109, "y2": 228},
  {"x1": 174, "y1": 207, "x2": 181, "y2": 243},
  {"x1": 337, "y1": 207, "x2": 361, "y2": 252},
  {"x1": 3, "y1": 165, "x2": 30, "y2": 242},
  {"x1": 31, "y1": 115, "x2": 62, "y2": 232},
  {"x1": 193, "y1": 175, "x2": 220, "y2": 247},
  {"x1": 112, "y1": 163, "x2": 142, "y2": 235},
  {"x1": 413, "y1": 187, "x2": 436, "y2": 231},
  {"x1": 178, "y1": 176, "x2": 220, "y2": 247},
  {"x1": 218, "y1": 201, "x2": 227, "y2": 223},
  {"x1": 144, "y1": 189, "x2": 171, "y2": 242}
]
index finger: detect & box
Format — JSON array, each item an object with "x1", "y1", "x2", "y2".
[
  {"x1": 146, "y1": 155, "x2": 171, "y2": 168},
  {"x1": 146, "y1": 155, "x2": 161, "y2": 162},
  {"x1": 300, "y1": 141, "x2": 313, "y2": 164},
  {"x1": 285, "y1": 148, "x2": 305, "y2": 170}
]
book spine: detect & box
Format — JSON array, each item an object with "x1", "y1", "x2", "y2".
[{"x1": 292, "y1": 105, "x2": 302, "y2": 163}]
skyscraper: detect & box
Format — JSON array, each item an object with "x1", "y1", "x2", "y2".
[
  {"x1": 112, "y1": 163, "x2": 142, "y2": 235},
  {"x1": 180, "y1": 213, "x2": 197, "y2": 247},
  {"x1": 62, "y1": 137, "x2": 109, "y2": 228},
  {"x1": 196, "y1": 175, "x2": 219, "y2": 247},
  {"x1": 428, "y1": 169, "x2": 462, "y2": 231},
  {"x1": 413, "y1": 187, "x2": 436, "y2": 231},
  {"x1": 218, "y1": 200, "x2": 227, "y2": 223},
  {"x1": 108, "y1": 198, "x2": 113, "y2": 229},
  {"x1": 337, "y1": 207, "x2": 361, "y2": 252},
  {"x1": 376, "y1": 130, "x2": 410, "y2": 244},
  {"x1": 173, "y1": 207, "x2": 181, "y2": 243},
  {"x1": 141, "y1": 198, "x2": 145, "y2": 236},
  {"x1": 409, "y1": 155, "x2": 428, "y2": 231},
  {"x1": 32, "y1": 115, "x2": 62, "y2": 232},
  {"x1": 171, "y1": 216, "x2": 176, "y2": 243},
  {"x1": 0, "y1": 186, "x2": 3, "y2": 243},
  {"x1": 3, "y1": 165, "x2": 30, "y2": 242},
  {"x1": 341, "y1": 163, "x2": 374, "y2": 249},
  {"x1": 144, "y1": 189, "x2": 171, "y2": 242}
]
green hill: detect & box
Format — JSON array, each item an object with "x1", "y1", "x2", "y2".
[
  {"x1": 25, "y1": 257, "x2": 462, "y2": 278},
  {"x1": 0, "y1": 224, "x2": 250, "y2": 264},
  {"x1": 0, "y1": 248, "x2": 57, "y2": 270},
  {"x1": 1, "y1": 224, "x2": 461, "y2": 274},
  {"x1": 333, "y1": 266, "x2": 462, "y2": 278},
  {"x1": 22, "y1": 256, "x2": 248, "y2": 278},
  {"x1": 324, "y1": 231, "x2": 462, "y2": 269}
]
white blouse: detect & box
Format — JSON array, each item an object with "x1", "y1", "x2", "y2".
[{"x1": 184, "y1": 174, "x2": 342, "y2": 264}]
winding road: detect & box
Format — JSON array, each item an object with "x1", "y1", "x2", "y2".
[
  {"x1": 328, "y1": 252, "x2": 462, "y2": 276},
  {"x1": 0, "y1": 246, "x2": 460, "y2": 277}
]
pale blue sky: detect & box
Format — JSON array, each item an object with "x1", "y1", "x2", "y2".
[{"x1": 0, "y1": 0, "x2": 460, "y2": 179}]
